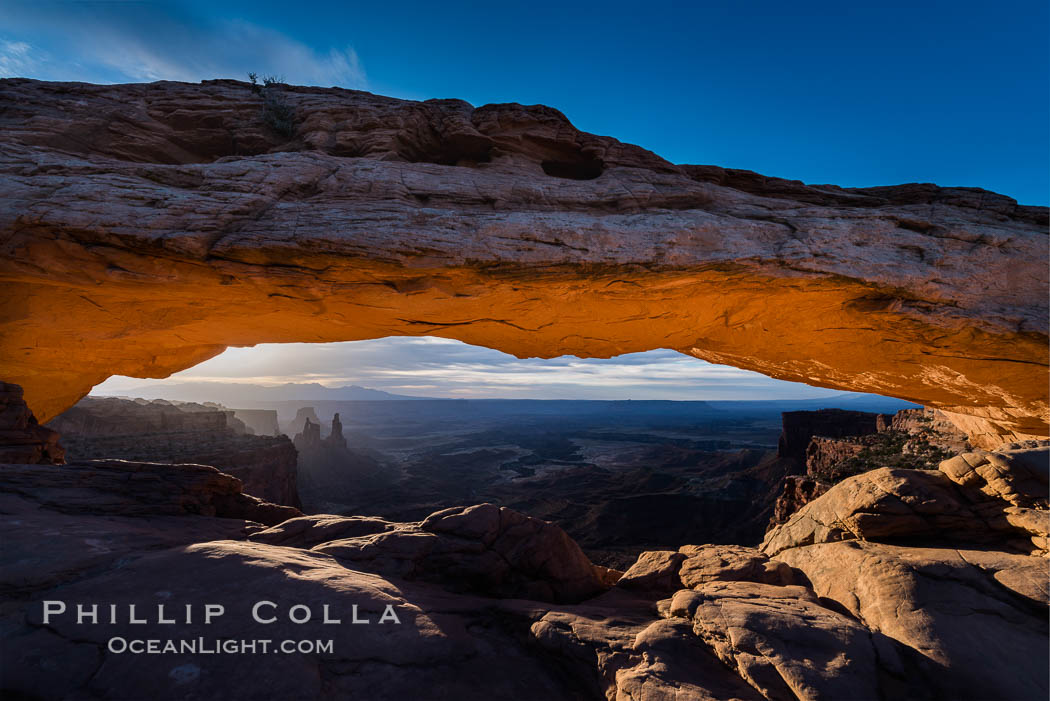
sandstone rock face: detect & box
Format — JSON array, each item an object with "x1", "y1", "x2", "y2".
[
  {"x1": 616, "y1": 549, "x2": 687, "y2": 591},
  {"x1": 775, "y1": 542, "x2": 1049, "y2": 701},
  {"x1": 762, "y1": 442, "x2": 1050, "y2": 557},
  {"x1": 757, "y1": 442, "x2": 1050, "y2": 701},
  {"x1": 886, "y1": 406, "x2": 972, "y2": 453},
  {"x1": 0, "y1": 79, "x2": 1046, "y2": 445},
  {"x1": 0, "y1": 382, "x2": 64, "y2": 464},
  {"x1": 676, "y1": 544, "x2": 794, "y2": 589},
  {"x1": 48, "y1": 396, "x2": 302, "y2": 508},
  {"x1": 768, "y1": 475, "x2": 830, "y2": 528},
  {"x1": 938, "y1": 444, "x2": 1049, "y2": 508},
  {"x1": 250, "y1": 513, "x2": 397, "y2": 548},
  {"x1": 766, "y1": 406, "x2": 975, "y2": 528},
  {"x1": 672, "y1": 582, "x2": 885, "y2": 701},
  {"x1": 617, "y1": 544, "x2": 791, "y2": 595},
  {"x1": 804, "y1": 436, "x2": 864, "y2": 473},
  {"x1": 530, "y1": 592, "x2": 769, "y2": 701}
]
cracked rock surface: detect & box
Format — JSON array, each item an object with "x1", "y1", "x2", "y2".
[
  {"x1": 2, "y1": 438, "x2": 1047, "y2": 699},
  {"x1": 761, "y1": 442, "x2": 1050, "y2": 557}
]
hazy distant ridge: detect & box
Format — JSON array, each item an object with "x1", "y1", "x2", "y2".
[
  {"x1": 95, "y1": 381, "x2": 918, "y2": 416},
  {"x1": 96, "y1": 381, "x2": 433, "y2": 405}
]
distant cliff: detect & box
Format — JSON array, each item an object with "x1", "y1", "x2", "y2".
[
  {"x1": 768, "y1": 407, "x2": 971, "y2": 528},
  {"x1": 777, "y1": 409, "x2": 884, "y2": 466},
  {"x1": 231, "y1": 408, "x2": 281, "y2": 436},
  {"x1": 48, "y1": 397, "x2": 301, "y2": 508}
]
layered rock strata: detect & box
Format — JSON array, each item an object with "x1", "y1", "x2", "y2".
[
  {"x1": 0, "y1": 79, "x2": 1046, "y2": 446},
  {"x1": 48, "y1": 396, "x2": 301, "y2": 508},
  {"x1": 768, "y1": 406, "x2": 973, "y2": 527},
  {"x1": 777, "y1": 409, "x2": 884, "y2": 466}
]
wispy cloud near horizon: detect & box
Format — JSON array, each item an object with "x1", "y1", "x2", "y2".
[
  {"x1": 91, "y1": 337, "x2": 853, "y2": 401},
  {"x1": 0, "y1": 2, "x2": 366, "y2": 88}
]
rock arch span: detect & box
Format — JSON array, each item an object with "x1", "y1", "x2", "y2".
[{"x1": 0, "y1": 78, "x2": 1046, "y2": 446}]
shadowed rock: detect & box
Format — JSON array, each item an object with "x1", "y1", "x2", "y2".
[
  {"x1": 775, "y1": 541, "x2": 1049, "y2": 701},
  {"x1": 1, "y1": 438, "x2": 1048, "y2": 699},
  {"x1": 0, "y1": 382, "x2": 64, "y2": 464},
  {"x1": 313, "y1": 503, "x2": 613, "y2": 603}
]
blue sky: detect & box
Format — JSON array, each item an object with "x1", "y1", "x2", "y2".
[
  {"x1": 5, "y1": 1, "x2": 1046, "y2": 400},
  {"x1": 3, "y1": 0, "x2": 1046, "y2": 204}
]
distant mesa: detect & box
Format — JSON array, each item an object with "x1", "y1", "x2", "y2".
[
  {"x1": 45, "y1": 395, "x2": 302, "y2": 509},
  {"x1": 286, "y1": 406, "x2": 323, "y2": 439},
  {"x1": 230, "y1": 408, "x2": 280, "y2": 436}
]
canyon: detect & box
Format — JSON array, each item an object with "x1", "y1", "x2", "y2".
[
  {"x1": 0, "y1": 78, "x2": 1047, "y2": 700},
  {"x1": 44, "y1": 392, "x2": 953, "y2": 567}
]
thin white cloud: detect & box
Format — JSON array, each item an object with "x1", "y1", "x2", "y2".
[
  {"x1": 0, "y1": 3, "x2": 366, "y2": 88},
  {"x1": 0, "y1": 39, "x2": 40, "y2": 77},
  {"x1": 91, "y1": 337, "x2": 850, "y2": 401}
]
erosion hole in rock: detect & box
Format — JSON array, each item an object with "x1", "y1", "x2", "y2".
[
  {"x1": 400, "y1": 135, "x2": 494, "y2": 167},
  {"x1": 541, "y1": 157, "x2": 605, "y2": 180}
]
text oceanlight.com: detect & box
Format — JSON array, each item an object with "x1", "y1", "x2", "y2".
[{"x1": 107, "y1": 638, "x2": 335, "y2": 654}]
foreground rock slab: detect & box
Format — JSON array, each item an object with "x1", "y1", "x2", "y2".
[
  {"x1": 287, "y1": 503, "x2": 614, "y2": 603},
  {"x1": 0, "y1": 459, "x2": 300, "y2": 526},
  {"x1": 2, "y1": 441, "x2": 1048, "y2": 699},
  {"x1": 775, "y1": 541, "x2": 1048, "y2": 701},
  {"x1": 670, "y1": 582, "x2": 885, "y2": 701}
]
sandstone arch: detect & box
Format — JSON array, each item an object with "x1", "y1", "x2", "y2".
[{"x1": 0, "y1": 78, "x2": 1047, "y2": 446}]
